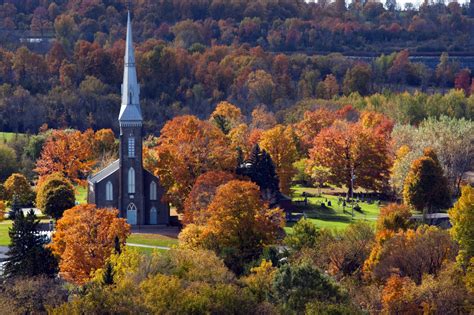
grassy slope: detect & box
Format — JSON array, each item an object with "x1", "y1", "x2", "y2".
[{"x1": 287, "y1": 186, "x2": 382, "y2": 232}]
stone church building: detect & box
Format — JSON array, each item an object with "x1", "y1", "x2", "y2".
[{"x1": 87, "y1": 13, "x2": 169, "y2": 226}]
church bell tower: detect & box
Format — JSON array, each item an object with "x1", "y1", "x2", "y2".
[{"x1": 118, "y1": 11, "x2": 144, "y2": 225}]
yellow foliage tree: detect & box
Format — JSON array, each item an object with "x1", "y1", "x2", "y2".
[
  {"x1": 210, "y1": 101, "x2": 244, "y2": 134},
  {"x1": 259, "y1": 124, "x2": 298, "y2": 195},
  {"x1": 4, "y1": 173, "x2": 34, "y2": 206},
  {"x1": 448, "y1": 185, "x2": 474, "y2": 268}
]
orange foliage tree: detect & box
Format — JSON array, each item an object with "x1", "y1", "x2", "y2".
[
  {"x1": 49, "y1": 204, "x2": 130, "y2": 285},
  {"x1": 149, "y1": 115, "x2": 236, "y2": 211},
  {"x1": 376, "y1": 203, "x2": 412, "y2": 232},
  {"x1": 183, "y1": 171, "x2": 235, "y2": 225},
  {"x1": 364, "y1": 226, "x2": 456, "y2": 284},
  {"x1": 294, "y1": 108, "x2": 337, "y2": 152},
  {"x1": 309, "y1": 119, "x2": 392, "y2": 198},
  {"x1": 179, "y1": 180, "x2": 284, "y2": 274},
  {"x1": 259, "y1": 124, "x2": 299, "y2": 195},
  {"x1": 35, "y1": 129, "x2": 96, "y2": 186}
]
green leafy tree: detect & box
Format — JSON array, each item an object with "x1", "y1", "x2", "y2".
[
  {"x1": 36, "y1": 173, "x2": 75, "y2": 219},
  {"x1": 403, "y1": 148, "x2": 451, "y2": 213},
  {"x1": 342, "y1": 63, "x2": 372, "y2": 96},
  {"x1": 449, "y1": 185, "x2": 474, "y2": 268},
  {"x1": 272, "y1": 262, "x2": 347, "y2": 312},
  {"x1": 0, "y1": 144, "x2": 17, "y2": 181},
  {"x1": 4, "y1": 210, "x2": 58, "y2": 278},
  {"x1": 284, "y1": 218, "x2": 320, "y2": 251}
]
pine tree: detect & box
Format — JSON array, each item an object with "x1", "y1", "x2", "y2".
[
  {"x1": 4, "y1": 210, "x2": 58, "y2": 278},
  {"x1": 237, "y1": 144, "x2": 280, "y2": 205}
]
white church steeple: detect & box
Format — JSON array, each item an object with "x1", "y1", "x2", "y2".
[{"x1": 118, "y1": 11, "x2": 142, "y2": 126}]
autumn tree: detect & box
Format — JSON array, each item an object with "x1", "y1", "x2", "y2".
[
  {"x1": 179, "y1": 180, "x2": 284, "y2": 274},
  {"x1": 183, "y1": 171, "x2": 235, "y2": 225},
  {"x1": 454, "y1": 68, "x2": 471, "y2": 95},
  {"x1": 403, "y1": 148, "x2": 451, "y2": 213},
  {"x1": 93, "y1": 128, "x2": 117, "y2": 157},
  {"x1": 149, "y1": 116, "x2": 236, "y2": 211},
  {"x1": 377, "y1": 203, "x2": 412, "y2": 232},
  {"x1": 210, "y1": 101, "x2": 244, "y2": 134},
  {"x1": 294, "y1": 108, "x2": 337, "y2": 152},
  {"x1": 309, "y1": 120, "x2": 392, "y2": 198},
  {"x1": 4, "y1": 210, "x2": 58, "y2": 278},
  {"x1": 50, "y1": 204, "x2": 130, "y2": 285},
  {"x1": 259, "y1": 125, "x2": 298, "y2": 195},
  {"x1": 366, "y1": 226, "x2": 456, "y2": 284},
  {"x1": 247, "y1": 70, "x2": 275, "y2": 106},
  {"x1": 449, "y1": 185, "x2": 474, "y2": 268},
  {"x1": 35, "y1": 129, "x2": 95, "y2": 186},
  {"x1": 316, "y1": 74, "x2": 339, "y2": 99},
  {"x1": 35, "y1": 173, "x2": 75, "y2": 220},
  {"x1": 3, "y1": 173, "x2": 34, "y2": 206},
  {"x1": 250, "y1": 105, "x2": 277, "y2": 130}
]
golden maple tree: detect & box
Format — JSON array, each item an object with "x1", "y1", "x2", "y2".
[{"x1": 259, "y1": 124, "x2": 299, "y2": 195}]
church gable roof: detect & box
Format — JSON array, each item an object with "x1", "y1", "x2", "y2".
[{"x1": 88, "y1": 159, "x2": 120, "y2": 184}]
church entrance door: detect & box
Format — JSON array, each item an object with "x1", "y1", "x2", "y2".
[
  {"x1": 150, "y1": 207, "x2": 157, "y2": 224},
  {"x1": 127, "y1": 203, "x2": 137, "y2": 225}
]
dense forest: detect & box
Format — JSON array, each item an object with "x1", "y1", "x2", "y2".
[{"x1": 0, "y1": 0, "x2": 474, "y2": 134}]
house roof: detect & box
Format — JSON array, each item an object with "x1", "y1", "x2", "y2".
[{"x1": 88, "y1": 159, "x2": 120, "y2": 184}]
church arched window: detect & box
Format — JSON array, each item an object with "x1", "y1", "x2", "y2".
[
  {"x1": 150, "y1": 181, "x2": 157, "y2": 200},
  {"x1": 106, "y1": 181, "x2": 113, "y2": 201},
  {"x1": 128, "y1": 167, "x2": 135, "y2": 194}
]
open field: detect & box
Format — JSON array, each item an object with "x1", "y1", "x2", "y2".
[{"x1": 286, "y1": 186, "x2": 383, "y2": 231}]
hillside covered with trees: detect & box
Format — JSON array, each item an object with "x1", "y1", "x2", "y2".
[{"x1": 0, "y1": 0, "x2": 474, "y2": 134}]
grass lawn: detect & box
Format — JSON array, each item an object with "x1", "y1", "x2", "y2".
[
  {"x1": 0, "y1": 132, "x2": 25, "y2": 143},
  {"x1": 287, "y1": 186, "x2": 383, "y2": 231},
  {"x1": 75, "y1": 186, "x2": 87, "y2": 204},
  {"x1": 127, "y1": 233, "x2": 178, "y2": 248},
  {"x1": 0, "y1": 221, "x2": 12, "y2": 246},
  {"x1": 125, "y1": 246, "x2": 169, "y2": 254}
]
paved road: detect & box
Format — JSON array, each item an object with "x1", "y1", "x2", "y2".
[{"x1": 126, "y1": 243, "x2": 170, "y2": 250}]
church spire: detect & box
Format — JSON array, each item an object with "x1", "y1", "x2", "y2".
[{"x1": 119, "y1": 11, "x2": 142, "y2": 126}]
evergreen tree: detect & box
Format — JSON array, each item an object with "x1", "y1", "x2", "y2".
[
  {"x1": 403, "y1": 148, "x2": 451, "y2": 213},
  {"x1": 4, "y1": 210, "x2": 58, "y2": 278},
  {"x1": 237, "y1": 144, "x2": 280, "y2": 205}
]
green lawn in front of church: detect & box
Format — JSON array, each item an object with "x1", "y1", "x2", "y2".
[
  {"x1": 127, "y1": 233, "x2": 178, "y2": 248},
  {"x1": 75, "y1": 186, "x2": 87, "y2": 204}
]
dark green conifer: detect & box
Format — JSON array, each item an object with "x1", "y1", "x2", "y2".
[{"x1": 4, "y1": 210, "x2": 58, "y2": 278}]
